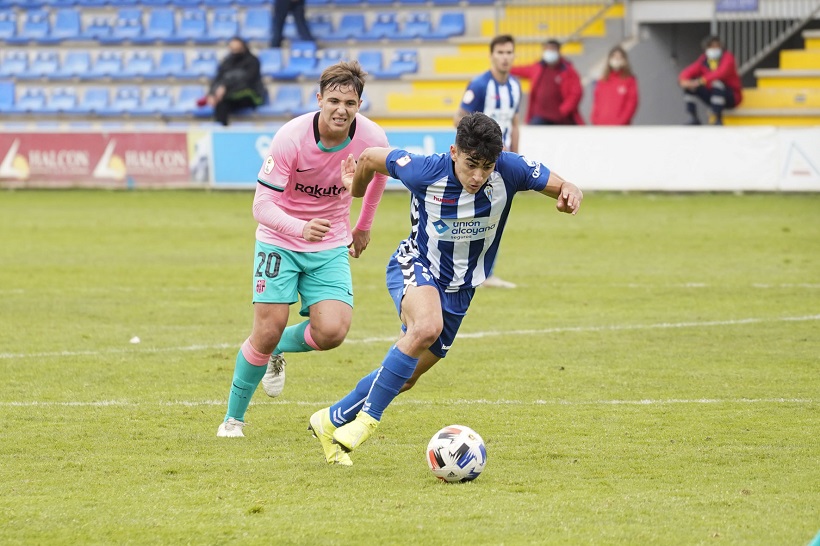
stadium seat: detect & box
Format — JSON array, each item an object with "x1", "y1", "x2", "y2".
[
  {"x1": 326, "y1": 14, "x2": 365, "y2": 41},
  {"x1": 24, "y1": 50, "x2": 59, "y2": 79},
  {"x1": 98, "y1": 86, "x2": 141, "y2": 116},
  {"x1": 49, "y1": 0, "x2": 79, "y2": 6},
  {"x1": 119, "y1": 51, "x2": 156, "y2": 79},
  {"x1": 78, "y1": 87, "x2": 110, "y2": 114},
  {"x1": 357, "y1": 50, "x2": 384, "y2": 77},
  {"x1": 306, "y1": 13, "x2": 332, "y2": 37},
  {"x1": 302, "y1": 48, "x2": 345, "y2": 79},
  {"x1": 100, "y1": 8, "x2": 143, "y2": 44},
  {"x1": 141, "y1": 0, "x2": 170, "y2": 5},
  {"x1": 47, "y1": 87, "x2": 81, "y2": 114},
  {"x1": 52, "y1": 8, "x2": 81, "y2": 41},
  {"x1": 396, "y1": 12, "x2": 432, "y2": 40},
  {"x1": 133, "y1": 86, "x2": 172, "y2": 115},
  {"x1": 172, "y1": 85, "x2": 209, "y2": 116},
  {"x1": 183, "y1": 50, "x2": 218, "y2": 78},
  {"x1": 88, "y1": 51, "x2": 124, "y2": 78},
  {"x1": 258, "y1": 48, "x2": 296, "y2": 80},
  {"x1": 262, "y1": 85, "x2": 302, "y2": 115},
  {"x1": 209, "y1": 8, "x2": 238, "y2": 42},
  {"x1": 8, "y1": 9, "x2": 57, "y2": 44},
  {"x1": 53, "y1": 50, "x2": 90, "y2": 79},
  {"x1": 82, "y1": 16, "x2": 113, "y2": 40},
  {"x1": 75, "y1": 0, "x2": 108, "y2": 6},
  {"x1": 0, "y1": 51, "x2": 27, "y2": 78},
  {"x1": 429, "y1": 12, "x2": 465, "y2": 39},
  {"x1": 360, "y1": 12, "x2": 398, "y2": 41},
  {"x1": 373, "y1": 49, "x2": 418, "y2": 79},
  {"x1": 154, "y1": 50, "x2": 186, "y2": 78},
  {"x1": 0, "y1": 10, "x2": 15, "y2": 41},
  {"x1": 174, "y1": 8, "x2": 206, "y2": 43},
  {"x1": 13, "y1": 87, "x2": 47, "y2": 113},
  {"x1": 135, "y1": 8, "x2": 175, "y2": 43},
  {"x1": 286, "y1": 40, "x2": 317, "y2": 75},
  {"x1": 203, "y1": 0, "x2": 233, "y2": 5},
  {"x1": 0, "y1": 80, "x2": 14, "y2": 112},
  {"x1": 241, "y1": 8, "x2": 271, "y2": 41}
]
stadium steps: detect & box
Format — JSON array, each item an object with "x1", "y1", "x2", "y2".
[{"x1": 725, "y1": 29, "x2": 820, "y2": 126}]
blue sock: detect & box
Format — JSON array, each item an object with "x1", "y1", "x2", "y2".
[
  {"x1": 329, "y1": 369, "x2": 379, "y2": 427},
  {"x1": 225, "y1": 349, "x2": 267, "y2": 422},
  {"x1": 362, "y1": 345, "x2": 418, "y2": 421},
  {"x1": 273, "y1": 320, "x2": 313, "y2": 355}
]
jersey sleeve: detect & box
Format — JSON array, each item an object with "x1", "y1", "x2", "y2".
[
  {"x1": 498, "y1": 151, "x2": 551, "y2": 192},
  {"x1": 385, "y1": 149, "x2": 441, "y2": 193},
  {"x1": 459, "y1": 79, "x2": 486, "y2": 114},
  {"x1": 257, "y1": 128, "x2": 298, "y2": 191}
]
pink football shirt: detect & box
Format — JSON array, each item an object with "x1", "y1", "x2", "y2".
[{"x1": 255, "y1": 112, "x2": 389, "y2": 252}]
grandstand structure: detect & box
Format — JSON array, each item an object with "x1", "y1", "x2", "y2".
[{"x1": 0, "y1": 0, "x2": 818, "y2": 127}]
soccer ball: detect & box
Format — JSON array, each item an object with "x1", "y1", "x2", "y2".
[{"x1": 426, "y1": 425, "x2": 487, "y2": 483}]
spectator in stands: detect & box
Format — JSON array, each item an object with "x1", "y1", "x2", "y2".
[
  {"x1": 454, "y1": 34, "x2": 522, "y2": 289},
  {"x1": 204, "y1": 37, "x2": 267, "y2": 126},
  {"x1": 591, "y1": 46, "x2": 639, "y2": 125},
  {"x1": 679, "y1": 35, "x2": 742, "y2": 125},
  {"x1": 511, "y1": 39, "x2": 584, "y2": 125},
  {"x1": 271, "y1": 0, "x2": 314, "y2": 48}
]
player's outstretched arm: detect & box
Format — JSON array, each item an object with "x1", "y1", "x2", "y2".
[
  {"x1": 539, "y1": 171, "x2": 583, "y2": 215},
  {"x1": 350, "y1": 147, "x2": 392, "y2": 198}
]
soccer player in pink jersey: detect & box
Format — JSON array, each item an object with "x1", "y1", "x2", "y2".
[{"x1": 217, "y1": 62, "x2": 389, "y2": 460}]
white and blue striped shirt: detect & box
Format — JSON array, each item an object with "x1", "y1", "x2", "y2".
[
  {"x1": 386, "y1": 149, "x2": 550, "y2": 292},
  {"x1": 459, "y1": 71, "x2": 522, "y2": 150}
]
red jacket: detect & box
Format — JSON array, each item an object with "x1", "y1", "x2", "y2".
[
  {"x1": 591, "y1": 72, "x2": 638, "y2": 125},
  {"x1": 511, "y1": 58, "x2": 584, "y2": 125},
  {"x1": 679, "y1": 51, "x2": 743, "y2": 106}
]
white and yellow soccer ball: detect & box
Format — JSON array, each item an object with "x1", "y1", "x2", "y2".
[{"x1": 426, "y1": 425, "x2": 487, "y2": 483}]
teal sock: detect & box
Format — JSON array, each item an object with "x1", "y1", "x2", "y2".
[
  {"x1": 225, "y1": 349, "x2": 267, "y2": 421},
  {"x1": 273, "y1": 320, "x2": 314, "y2": 355}
]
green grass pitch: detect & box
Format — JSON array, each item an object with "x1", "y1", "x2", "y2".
[{"x1": 0, "y1": 190, "x2": 818, "y2": 545}]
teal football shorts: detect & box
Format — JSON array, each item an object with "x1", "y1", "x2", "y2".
[{"x1": 252, "y1": 241, "x2": 353, "y2": 316}]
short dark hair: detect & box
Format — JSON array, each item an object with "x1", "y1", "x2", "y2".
[
  {"x1": 455, "y1": 113, "x2": 503, "y2": 164},
  {"x1": 702, "y1": 35, "x2": 722, "y2": 49},
  {"x1": 490, "y1": 34, "x2": 515, "y2": 53},
  {"x1": 320, "y1": 60, "x2": 366, "y2": 98},
  {"x1": 544, "y1": 39, "x2": 561, "y2": 49}
]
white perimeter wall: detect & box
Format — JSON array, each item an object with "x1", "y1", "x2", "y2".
[{"x1": 518, "y1": 126, "x2": 820, "y2": 192}]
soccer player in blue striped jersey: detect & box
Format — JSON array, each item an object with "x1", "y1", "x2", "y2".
[
  {"x1": 455, "y1": 34, "x2": 522, "y2": 288},
  {"x1": 307, "y1": 113, "x2": 583, "y2": 464}
]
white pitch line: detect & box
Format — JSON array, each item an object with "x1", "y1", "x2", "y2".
[
  {"x1": 0, "y1": 398, "x2": 814, "y2": 408},
  {"x1": 1, "y1": 314, "x2": 818, "y2": 360}
]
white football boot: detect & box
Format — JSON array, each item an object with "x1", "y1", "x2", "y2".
[
  {"x1": 217, "y1": 417, "x2": 246, "y2": 438},
  {"x1": 261, "y1": 354, "x2": 286, "y2": 397}
]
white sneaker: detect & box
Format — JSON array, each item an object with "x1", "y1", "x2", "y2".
[
  {"x1": 217, "y1": 417, "x2": 246, "y2": 438},
  {"x1": 481, "y1": 275, "x2": 517, "y2": 289},
  {"x1": 261, "y1": 354, "x2": 286, "y2": 398}
]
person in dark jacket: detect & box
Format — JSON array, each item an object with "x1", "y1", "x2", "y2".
[
  {"x1": 205, "y1": 37, "x2": 267, "y2": 126},
  {"x1": 271, "y1": 0, "x2": 314, "y2": 48},
  {"x1": 511, "y1": 39, "x2": 584, "y2": 125},
  {"x1": 679, "y1": 35, "x2": 743, "y2": 125}
]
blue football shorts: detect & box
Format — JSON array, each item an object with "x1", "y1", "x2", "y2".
[
  {"x1": 385, "y1": 252, "x2": 475, "y2": 358},
  {"x1": 252, "y1": 241, "x2": 353, "y2": 317}
]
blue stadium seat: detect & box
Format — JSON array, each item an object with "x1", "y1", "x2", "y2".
[
  {"x1": 24, "y1": 50, "x2": 60, "y2": 79},
  {"x1": 305, "y1": 0, "x2": 329, "y2": 5},
  {"x1": 286, "y1": 40, "x2": 317, "y2": 76},
  {"x1": 52, "y1": 8, "x2": 81, "y2": 41},
  {"x1": 360, "y1": 12, "x2": 398, "y2": 41},
  {"x1": 373, "y1": 49, "x2": 418, "y2": 79},
  {"x1": 258, "y1": 48, "x2": 298, "y2": 80},
  {"x1": 141, "y1": 0, "x2": 170, "y2": 5},
  {"x1": 183, "y1": 50, "x2": 218, "y2": 78},
  {"x1": 302, "y1": 48, "x2": 345, "y2": 79},
  {"x1": 209, "y1": 8, "x2": 238, "y2": 42},
  {"x1": 49, "y1": 0, "x2": 79, "y2": 6},
  {"x1": 396, "y1": 12, "x2": 432, "y2": 40},
  {"x1": 357, "y1": 50, "x2": 383, "y2": 76},
  {"x1": 174, "y1": 8, "x2": 206, "y2": 43},
  {"x1": 241, "y1": 8, "x2": 271, "y2": 41},
  {"x1": 74, "y1": 0, "x2": 108, "y2": 6},
  {"x1": 326, "y1": 14, "x2": 364, "y2": 41},
  {"x1": 98, "y1": 86, "x2": 141, "y2": 116},
  {"x1": 48, "y1": 87, "x2": 81, "y2": 114},
  {"x1": 429, "y1": 12, "x2": 465, "y2": 39},
  {"x1": 14, "y1": 87, "x2": 47, "y2": 113},
  {"x1": 133, "y1": 86, "x2": 172, "y2": 115},
  {"x1": 0, "y1": 51, "x2": 27, "y2": 78},
  {"x1": 203, "y1": 0, "x2": 232, "y2": 5},
  {"x1": 262, "y1": 85, "x2": 302, "y2": 115},
  {"x1": 100, "y1": 8, "x2": 143, "y2": 44},
  {"x1": 82, "y1": 16, "x2": 112, "y2": 40},
  {"x1": 0, "y1": 80, "x2": 14, "y2": 112},
  {"x1": 78, "y1": 87, "x2": 109, "y2": 113},
  {"x1": 0, "y1": 10, "x2": 16, "y2": 41},
  {"x1": 52, "y1": 50, "x2": 90, "y2": 79},
  {"x1": 8, "y1": 9, "x2": 57, "y2": 44},
  {"x1": 236, "y1": 0, "x2": 267, "y2": 5},
  {"x1": 135, "y1": 7, "x2": 175, "y2": 43},
  {"x1": 171, "y1": 85, "x2": 209, "y2": 116},
  {"x1": 88, "y1": 51, "x2": 124, "y2": 78},
  {"x1": 153, "y1": 50, "x2": 186, "y2": 78},
  {"x1": 306, "y1": 13, "x2": 332, "y2": 37},
  {"x1": 119, "y1": 51, "x2": 156, "y2": 79}
]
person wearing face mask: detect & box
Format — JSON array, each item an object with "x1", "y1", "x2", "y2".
[
  {"x1": 511, "y1": 39, "x2": 584, "y2": 125},
  {"x1": 678, "y1": 35, "x2": 742, "y2": 125},
  {"x1": 204, "y1": 36, "x2": 267, "y2": 126},
  {"x1": 591, "y1": 46, "x2": 639, "y2": 125}
]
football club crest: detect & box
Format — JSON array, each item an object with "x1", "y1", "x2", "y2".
[
  {"x1": 484, "y1": 183, "x2": 493, "y2": 201},
  {"x1": 255, "y1": 279, "x2": 266, "y2": 294}
]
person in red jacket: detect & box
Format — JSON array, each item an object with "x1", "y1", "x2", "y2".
[
  {"x1": 679, "y1": 35, "x2": 743, "y2": 125},
  {"x1": 591, "y1": 46, "x2": 639, "y2": 125},
  {"x1": 511, "y1": 39, "x2": 584, "y2": 125}
]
